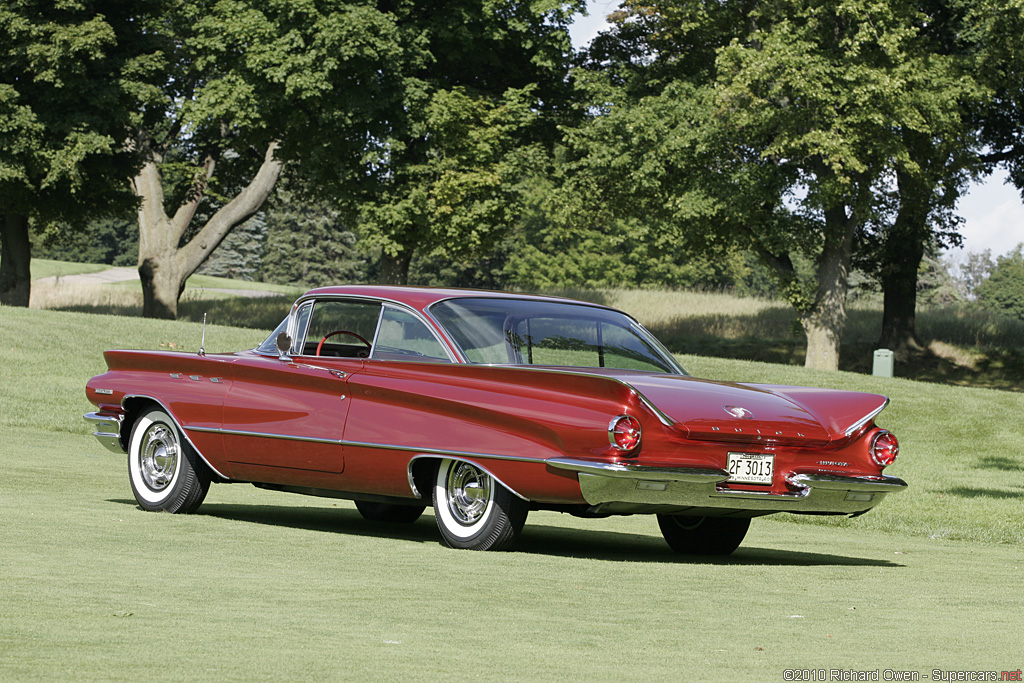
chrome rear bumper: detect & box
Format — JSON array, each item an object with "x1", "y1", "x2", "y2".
[
  {"x1": 84, "y1": 412, "x2": 124, "y2": 453},
  {"x1": 546, "y1": 457, "x2": 907, "y2": 515}
]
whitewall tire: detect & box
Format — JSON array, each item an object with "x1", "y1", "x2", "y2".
[
  {"x1": 128, "y1": 407, "x2": 210, "y2": 513},
  {"x1": 433, "y1": 459, "x2": 527, "y2": 551}
]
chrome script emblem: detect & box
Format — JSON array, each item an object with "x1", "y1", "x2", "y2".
[{"x1": 724, "y1": 405, "x2": 754, "y2": 419}]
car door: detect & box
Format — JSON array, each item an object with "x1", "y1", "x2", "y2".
[{"x1": 220, "y1": 298, "x2": 382, "y2": 486}]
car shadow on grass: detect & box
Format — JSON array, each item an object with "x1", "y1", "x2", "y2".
[
  {"x1": 109, "y1": 499, "x2": 902, "y2": 566},
  {"x1": 517, "y1": 523, "x2": 904, "y2": 567},
  {"x1": 941, "y1": 486, "x2": 1022, "y2": 499},
  {"x1": 114, "y1": 500, "x2": 445, "y2": 545}
]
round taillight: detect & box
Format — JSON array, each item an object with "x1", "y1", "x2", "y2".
[
  {"x1": 609, "y1": 415, "x2": 642, "y2": 453},
  {"x1": 870, "y1": 430, "x2": 899, "y2": 467}
]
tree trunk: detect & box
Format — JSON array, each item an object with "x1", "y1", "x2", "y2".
[
  {"x1": 140, "y1": 249, "x2": 186, "y2": 319},
  {"x1": 877, "y1": 168, "x2": 930, "y2": 359},
  {"x1": 0, "y1": 213, "x2": 32, "y2": 307},
  {"x1": 801, "y1": 205, "x2": 857, "y2": 371},
  {"x1": 133, "y1": 142, "x2": 283, "y2": 319},
  {"x1": 379, "y1": 248, "x2": 413, "y2": 285}
]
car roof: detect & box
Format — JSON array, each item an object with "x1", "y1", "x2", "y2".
[{"x1": 301, "y1": 285, "x2": 615, "y2": 315}]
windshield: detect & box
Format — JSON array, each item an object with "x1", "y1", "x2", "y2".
[{"x1": 430, "y1": 298, "x2": 684, "y2": 374}]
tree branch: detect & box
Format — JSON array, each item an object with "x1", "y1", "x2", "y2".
[
  {"x1": 170, "y1": 152, "x2": 217, "y2": 243},
  {"x1": 176, "y1": 141, "x2": 283, "y2": 278}
]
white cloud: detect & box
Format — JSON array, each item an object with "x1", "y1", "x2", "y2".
[{"x1": 955, "y1": 171, "x2": 1024, "y2": 257}]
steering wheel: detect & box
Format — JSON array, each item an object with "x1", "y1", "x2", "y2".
[{"x1": 316, "y1": 330, "x2": 372, "y2": 357}]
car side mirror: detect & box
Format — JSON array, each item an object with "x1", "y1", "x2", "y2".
[{"x1": 276, "y1": 331, "x2": 293, "y2": 360}]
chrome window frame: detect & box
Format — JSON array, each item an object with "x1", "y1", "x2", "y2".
[
  {"x1": 369, "y1": 303, "x2": 453, "y2": 363},
  {"x1": 424, "y1": 296, "x2": 687, "y2": 375},
  {"x1": 255, "y1": 294, "x2": 460, "y2": 363}
]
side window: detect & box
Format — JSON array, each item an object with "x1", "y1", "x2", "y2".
[
  {"x1": 371, "y1": 306, "x2": 451, "y2": 363},
  {"x1": 300, "y1": 299, "x2": 382, "y2": 357}
]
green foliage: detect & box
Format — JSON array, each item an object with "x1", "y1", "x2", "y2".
[
  {"x1": 30, "y1": 218, "x2": 138, "y2": 266},
  {"x1": 916, "y1": 254, "x2": 964, "y2": 307},
  {"x1": 260, "y1": 192, "x2": 367, "y2": 289},
  {"x1": 196, "y1": 215, "x2": 266, "y2": 281},
  {"x1": 977, "y1": 245, "x2": 1024, "y2": 319},
  {"x1": 551, "y1": 0, "x2": 1010, "y2": 368},
  {"x1": 125, "y1": 0, "x2": 407, "y2": 215},
  {"x1": 317, "y1": 0, "x2": 582, "y2": 283},
  {"x1": 950, "y1": 249, "x2": 996, "y2": 300},
  {"x1": 0, "y1": 0, "x2": 144, "y2": 221},
  {"x1": 357, "y1": 86, "x2": 543, "y2": 268}
]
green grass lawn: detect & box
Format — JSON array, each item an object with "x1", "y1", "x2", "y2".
[{"x1": 1, "y1": 305, "x2": 1022, "y2": 680}]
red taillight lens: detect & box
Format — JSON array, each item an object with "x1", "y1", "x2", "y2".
[
  {"x1": 609, "y1": 415, "x2": 642, "y2": 453},
  {"x1": 870, "y1": 431, "x2": 899, "y2": 467}
]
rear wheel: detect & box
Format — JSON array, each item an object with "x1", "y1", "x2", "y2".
[
  {"x1": 354, "y1": 500, "x2": 426, "y2": 524},
  {"x1": 128, "y1": 407, "x2": 210, "y2": 513},
  {"x1": 657, "y1": 515, "x2": 750, "y2": 555},
  {"x1": 434, "y1": 459, "x2": 527, "y2": 551}
]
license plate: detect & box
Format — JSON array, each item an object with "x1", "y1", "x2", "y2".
[{"x1": 727, "y1": 452, "x2": 774, "y2": 485}]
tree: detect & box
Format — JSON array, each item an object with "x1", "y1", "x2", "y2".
[
  {"x1": 977, "y1": 245, "x2": 1024, "y2": 319},
  {"x1": 1, "y1": 1, "x2": 146, "y2": 305},
  {"x1": 31, "y1": 217, "x2": 138, "y2": 266},
  {"x1": 260, "y1": 191, "x2": 367, "y2": 288},
  {"x1": 315, "y1": 0, "x2": 582, "y2": 285},
  {"x1": 559, "y1": 0, "x2": 991, "y2": 370},
  {"x1": 129, "y1": 1, "x2": 402, "y2": 318},
  {"x1": 949, "y1": 249, "x2": 994, "y2": 300},
  {"x1": 196, "y1": 214, "x2": 266, "y2": 281}
]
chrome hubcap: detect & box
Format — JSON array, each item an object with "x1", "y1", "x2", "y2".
[
  {"x1": 446, "y1": 462, "x2": 491, "y2": 525},
  {"x1": 139, "y1": 423, "x2": 178, "y2": 491}
]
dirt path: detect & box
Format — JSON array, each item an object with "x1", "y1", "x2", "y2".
[
  {"x1": 35, "y1": 266, "x2": 138, "y2": 286},
  {"x1": 36, "y1": 267, "x2": 282, "y2": 298}
]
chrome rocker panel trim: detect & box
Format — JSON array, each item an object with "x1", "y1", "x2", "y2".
[
  {"x1": 84, "y1": 412, "x2": 124, "y2": 454},
  {"x1": 546, "y1": 457, "x2": 907, "y2": 515}
]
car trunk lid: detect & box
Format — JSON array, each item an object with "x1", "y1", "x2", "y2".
[{"x1": 610, "y1": 373, "x2": 887, "y2": 448}]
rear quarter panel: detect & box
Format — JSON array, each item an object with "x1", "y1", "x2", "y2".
[{"x1": 341, "y1": 363, "x2": 651, "y2": 503}]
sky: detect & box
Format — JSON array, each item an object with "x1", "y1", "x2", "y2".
[{"x1": 567, "y1": 2, "x2": 1024, "y2": 258}]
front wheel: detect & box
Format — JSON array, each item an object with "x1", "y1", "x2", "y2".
[
  {"x1": 434, "y1": 459, "x2": 528, "y2": 551},
  {"x1": 128, "y1": 407, "x2": 210, "y2": 513},
  {"x1": 657, "y1": 515, "x2": 750, "y2": 556}
]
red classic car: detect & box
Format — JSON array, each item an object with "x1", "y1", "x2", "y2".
[{"x1": 85, "y1": 286, "x2": 906, "y2": 553}]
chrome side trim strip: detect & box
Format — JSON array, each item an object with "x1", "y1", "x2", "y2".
[
  {"x1": 186, "y1": 425, "x2": 341, "y2": 446},
  {"x1": 342, "y1": 440, "x2": 538, "y2": 463},
  {"x1": 843, "y1": 398, "x2": 890, "y2": 437},
  {"x1": 184, "y1": 427, "x2": 539, "y2": 465},
  {"x1": 633, "y1": 391, "x2": 676, "y2": 427}
]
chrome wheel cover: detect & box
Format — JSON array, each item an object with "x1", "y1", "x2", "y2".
[
  {"x1": 138, "y1": 423, "x2": 179, "y2": 492},
  {"x1": 446, "y1": 462, "x2": 492, "y2": 526}
]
